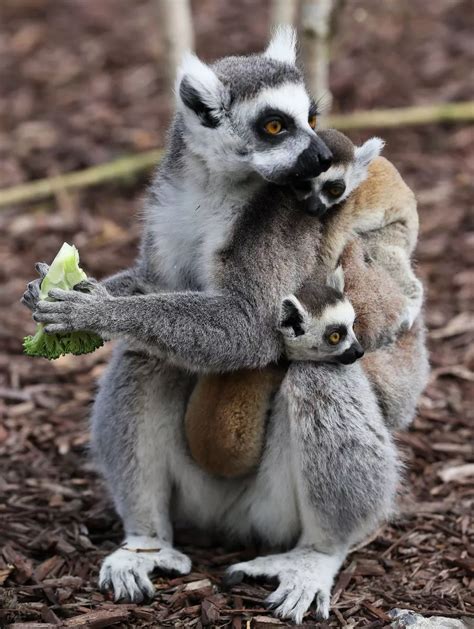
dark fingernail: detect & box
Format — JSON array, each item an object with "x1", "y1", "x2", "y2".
[{"x1": 222, "y1": 570, "x2": 244, "y2": 588}]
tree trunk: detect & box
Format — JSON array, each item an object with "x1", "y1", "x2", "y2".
[
  {"x1": 301, "y1": 0, "x2": 334, "y2": 122},
  {"x1": 271, "y1": 0, "x2": 299, "y2": 30},
  {"x1": 157, "y1": 0, "x2": 194, "y2": 89}
]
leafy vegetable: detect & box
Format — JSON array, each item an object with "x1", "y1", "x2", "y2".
[{"x1": 23, "y1": 243, "x2": 103, "y2": 359}]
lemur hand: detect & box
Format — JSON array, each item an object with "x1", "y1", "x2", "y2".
[
  {"x1": 21, "y1": 263, "x2": 50, "y2": 311},
  {"x1": 33, "y1": 278, "x2": 112, "y2": 334}
]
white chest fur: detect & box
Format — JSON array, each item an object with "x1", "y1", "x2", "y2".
[{"x1": 150, "y1": 176, "x2": 249, "y2": 290}]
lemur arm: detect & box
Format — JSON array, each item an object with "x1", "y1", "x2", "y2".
[{"x1": 33, "y1": 288, "x2": 283, "y2": 372}]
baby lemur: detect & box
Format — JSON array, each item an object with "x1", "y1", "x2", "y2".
[
  {"x1": 279, "y1": 268, "x2": 363, "y2": 365},
  {"x1": 185, "y1": 129, "x2": 424, "y2": 478},
  {"x1": 186, "y1": 267, "x2": 364, "y2": 478}
]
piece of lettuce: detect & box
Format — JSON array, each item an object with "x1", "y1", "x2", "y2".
[{"x1": 23, "y1": 243, "x2": 104, "y2": 359}]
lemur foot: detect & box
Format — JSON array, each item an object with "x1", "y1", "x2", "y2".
[
  {"x1": 225, "y1": 548, "x2": 341, "y2": 623},
  {"x1": 99, "y1": 535, "x2": 192, "y2": 603}
]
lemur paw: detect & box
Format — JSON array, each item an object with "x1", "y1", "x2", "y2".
[
  {"x1": 99, "y1": 537, "x2": 192, "y2": 604},
  {"x1": 33, "y1": 279, "x2": 111, "y2": 334},
  {"x1": 225, "y1": 548, "x2": 340, "y2": 623}
]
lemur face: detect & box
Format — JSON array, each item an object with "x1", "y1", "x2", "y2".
[
  {"x1": 294, "y1": 129, "x2": 385, "y2": 217},
  {"x1": 279, "y1": 268, "x2": 364, "y2": 365},
  {"x1": 175, "y1": 27, "x2": 332, "y2": 183}
]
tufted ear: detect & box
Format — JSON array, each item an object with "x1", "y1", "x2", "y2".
[
  {"x1": 354, "y1": 137, "x2": 384, "y2": 169},
  {"x1": 264, "y1": 26, "x2": 297, "y2": 64},
  {"x1": 279, "y1": 295, "x2": 307, "y2": 337},
  {"x1": 176, "y1": 53, "x2": 230, "y2": 128},
  {"x1": 327, "y1": 265, "x2": 345, "y2": 293}
]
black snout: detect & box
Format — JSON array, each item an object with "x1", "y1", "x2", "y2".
[
  {"x1": 289, "y1": 136, "x2": 333, "y2": 183},
  {"x1": 336, "y1": 342, "x2": 365, "y2": 365}
]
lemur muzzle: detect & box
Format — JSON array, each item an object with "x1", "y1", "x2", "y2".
[{"x1": 290, "y1": 137, "x2": 333, "y2": 182}]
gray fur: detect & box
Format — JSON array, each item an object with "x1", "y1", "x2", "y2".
[
  {"x1": 283, "y1": 361, "x2": 399, "y2": 545},
  {"x1": 212, "y1": 55, "x2": 303, "y2": 100},
  {"x1": 24, "y1": 28, "x2": 420, "y2": 623}
]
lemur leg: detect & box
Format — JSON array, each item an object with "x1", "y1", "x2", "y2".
[
  {"x1": 92, "y1": 345, "x2": 193, "y2": 602},
  {"x1": 227, "y1": 362, "x2": 399, "y2": 623}
]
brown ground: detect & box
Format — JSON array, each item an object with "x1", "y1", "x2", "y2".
[{"x1": 0, "y1": 1, "x2": 473, "y2": 627}]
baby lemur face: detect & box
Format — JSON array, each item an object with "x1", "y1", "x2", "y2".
[
  {"x1": 279, "y1": 268, "x2": 364, "y2": 365},
  {"x1": 292, "y1": 129, "x2": 385, "y2": 217}
]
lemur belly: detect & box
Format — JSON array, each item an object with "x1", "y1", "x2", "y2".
[{"x1": 171, "y1": 390, "x2": 300, "y2": 547}]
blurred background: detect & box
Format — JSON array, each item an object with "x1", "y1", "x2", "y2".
[{"x1": 0, "y1": 1, "x2": 473, "y2": 627}]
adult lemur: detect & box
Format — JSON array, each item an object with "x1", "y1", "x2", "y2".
[{"x1": 25, "y1": 29, "x2": 425, "y2": 623}]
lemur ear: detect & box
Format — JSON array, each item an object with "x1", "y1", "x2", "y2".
[
  {"x1": 327, "y1": 265, "x2": 345, "y2": 293},
  {"x1": 264, "y1": 26, "x2": 297, "y2": 64},
  {"x1": 352, "y1": 137, "x2": 385, "y2": 185},
  {"x1": 280, "y1": 295, "x2": 307, "y2": 337},
  {"x1": 176, "y1": 53, "x2": 230, "y2": 128},
  {"x1": 354, "y1": 137, "x2": 385, "y2": 170}
]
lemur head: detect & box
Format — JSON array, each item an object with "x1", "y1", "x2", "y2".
[
  {"x1": 279, "y1": 267, "x2": 364, "y2": 364},
  {"x1": 175, "y1": 27, "x2": 332, "y2": 183},
  {"x1": 293, "y1": 129, "x2": 385, "y2": 217}
]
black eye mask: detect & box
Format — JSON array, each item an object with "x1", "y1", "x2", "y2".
[{"x1": 291, "y1": 184, "x2": 328, "y2": 218}]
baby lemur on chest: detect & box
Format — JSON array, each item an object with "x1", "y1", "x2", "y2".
[
  {"x1": 185, "y1": 129, "x2": 424, "y2": 478},
  {"x1": 185, "y1": 267, "x2": 363, "y2": 477}
]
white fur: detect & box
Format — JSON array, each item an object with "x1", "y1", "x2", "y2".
[
  {"x1": 354, "y1": 137, "x2": 385, "y2": 169},
  {"x1": 227, "y1": 548, "x2": 343, "y2": 622},
  {"x1": 327, "y1": 265, "x2": 344, "y2": 292},
  {"x1": 99, "y1": 535, "x2": 191, "y2": 602},
  {"x1": 319, "y1": 299, "x2": 355, "y2": 330},
  {"x1": 176, "y1": 52, "x2": 229, "y2": 113},
  {"x1": 264, "y1": 26, "x2": 297, "y2": 64},
  {"x1": 239, "y1": 82, "x2": 311, "y2": 129},
  {"x1": 149, "y1": 166, "x2": 258, "y2": 291}
]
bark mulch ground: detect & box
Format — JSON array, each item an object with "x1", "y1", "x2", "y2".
[{"x1": 0, "y1": 1, "x2": 473, "y2": 627}]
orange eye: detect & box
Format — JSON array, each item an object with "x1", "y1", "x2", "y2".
[
  {"x1": 264, "y1": 119, "x2": 283, "y2": 135},
  {"x1": 328, "y1": 332, "x2": 341, "y2": 345},
  {"x1": 308, "y1": 114, "x2": 317, "y2": 129}
]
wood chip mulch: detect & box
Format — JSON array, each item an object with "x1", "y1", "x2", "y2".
[{"x1": 0, "y1": 0, "x2": 473, "y2": 627}]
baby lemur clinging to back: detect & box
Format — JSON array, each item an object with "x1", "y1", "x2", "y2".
[{"x1": 185, "y1": 129, "x2": 424, "y2": 478}]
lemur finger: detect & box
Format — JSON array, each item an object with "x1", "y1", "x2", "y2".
[
  {"x1": 314, "y1": 589, "x2": 330, "y2": 620},
  {"x1": 44, "y1": 323, "x2": 72, "y2": 334},
  {"x1": 48, "y1": 288, "x2": 80, "y2": 301},
  {"x1": 266, "y1": 583, "x2": 293, "y2": 608},
  {"x1": 33, "y1": 310, "x2": 61, "y2": 323},
  {"x1": 35, "y1": 262, "x2": 49, "y2": 279},
  {"x1": 35, "y1": 299, "x2": 71, "y2": 313},
  {"x1": 73, "y1": 279, "x2": 98, "y2": 293}
]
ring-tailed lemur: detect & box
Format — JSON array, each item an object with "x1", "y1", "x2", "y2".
[
  {"x1": 279, "y1": 267, "x2": 364, "y2": 364},
  {"x1": 23, "y1": 28, "x2": 419, "y2": 623}
]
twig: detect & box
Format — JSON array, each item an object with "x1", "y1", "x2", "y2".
[
  {"x1": 330, "y1": 101, "x2": 474, "y2": 130},
  {"x1": 1, "y1": 101, "x2": 473, "y2": 209}
]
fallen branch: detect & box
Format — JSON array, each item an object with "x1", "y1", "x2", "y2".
[
  {"x1": 0, "y1": 149, "x2": 163, "y2": 209},
  {"x1": 329, "y1": 101, "x2": 474, "y2": 130},
  {"x1": 1, "y1": 101, "x2": 473, "y2": 209}
]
